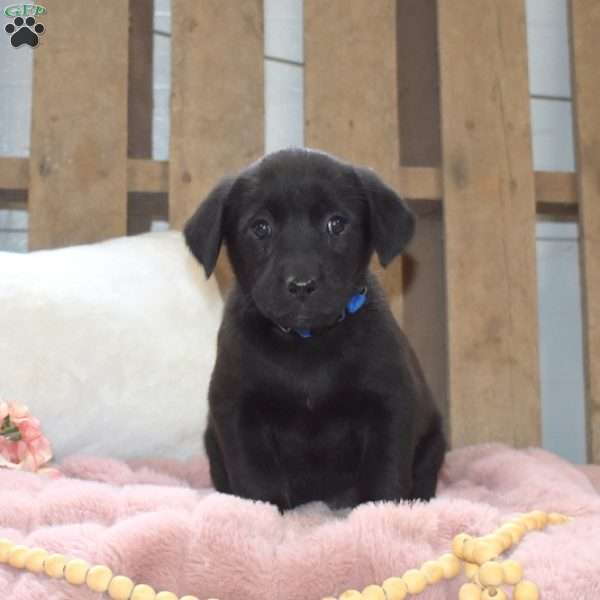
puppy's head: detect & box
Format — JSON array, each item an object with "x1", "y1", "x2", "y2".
[{"x1": 184, "y1": 148, "x2": 414, "y2": 330}]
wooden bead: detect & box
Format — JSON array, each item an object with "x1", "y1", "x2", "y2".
[
  {"x1": 0, "y1": 539, "x2": 14, "y2": 563},
  {"x1": 473, "y1": 541, "x2": 499, "y2": 565},
  {"x1": 482, "y1": 588, "x2": 507, "y2": 600},
  {"x1": 547, "y1": 512, "x2": 569, "y2": 524},
  {"x1": 486, "y1": 536, "x2": 504, "y2": 551},
  {"x1": 480, "y1": 536, "x2": 504, "y2": 557},
  {"x1": 478, "y1": 561, "x2": 503, "y2": 587},
  {"x1": 382, "y1": 576, "x2": 408, "y2": 600},
  {"x1": 459, "y1": 582, "x2": 482, "y2": 600},
  {"x1": 402, "y1": 568, "x2": 427, "y2": 594},
  {"x1": 500, "y1": 524, "x2": 523, "y2": 544},
  {"x1": 507, "y1": 521, "x2": 527, "y2": 537},
  {"x1": 8, "y1": 545, "x2": 29, "y2": 568},
  {"x1": 44, "y1": 553, "x2": 66, "y2": 578},
  {"x1": 462, "y1": 539, "x2": 478, "y2": 563},
  {"x1": 496, "y1": 525, "x2": 521, "y2": 546},
  {"x1": 421, "y1": 560, "x2": 444, "y2": 584},
  {"x1": 339, "y1": 591, "x2": 362, "y2": 600},
  {"x1": 514, "y1": 580, "x2": 540, "y2": 600},
  {"x1": 438, "y1": 553, "x2": 461, "y2": 578},
  {"x1": 528, "y1": 510, "x2": 548, "y2": 528},
  {"x1": 108, "y1": 575, "x2": 135, "y2": 600},
  {"x1": 501, "y1": 559, "x2": 523, "y2": 585},
  {"x1": 24, "y1": 548, "x2": 48, "y2": 573},
  {"x1": 362, "y1": 584, "x2": 386, "y2": 600},
  {"x1": 86, "y1": 565, "x2": 114, "y2": 592},
  {"x1": 65, "y1": 558, "x2": 90, "y2": 585},
  {"x1": 131, "y1": 583, "x2": 156, "y2": 600},
  {"x1": 464, "y1": 562, "x2": 480, "y2": 580},
  {"x1": 493, "y1": 529, "x2": 513, "y2": 550},
  {"x1": 521, "y1": 516, "x2": 538, "y2": 531},
  {"x1": 452, "y1": 533, "x2": 472, "y2": 559},
  {"x1": 155, "y1": 592, "x2": 178, "y2": 600}
]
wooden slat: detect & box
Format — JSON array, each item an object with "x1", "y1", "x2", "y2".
[
  {"x1": 128, "y1": 159, "x2": 169, "y2": 194},
  {"x1": 403, "y1": 209, "x2": 449, "y2": 434},
  {"x1": 0, "y1": 158, "x2": 28, "y2": 190},
  {"x1": 0, "y1": 158, "x2": 167, "y2": 194},
  {"x1": 397, "y1": 0, "x2": 441, "y2": 167},
  {"x1": 169, "y1": 1, "x2": 264, "y2": 231},
  {"x1": 398, "y1": 167, "x2": 443, "y2": 200},
  {"x1": 305, "y1": 0, "x2": 405, "y2": 323},
  {"x1": 127, "y1": 0, "x2": 155, "y2": 236},
  {"x1": 535, "y1": 172, "x2": 577, "y2": 206},
  {"x1": 128, "y1": 0, "x2": 153, "y2": 159},
  {"x1": 571, "y1": 0, "x2": 600, "y2": 463},
  {"x1": 438, "y1": 0, "x2": 541, "y2": 448},
  {"x1": 395, "y1": 0, "x2": 447, "y2": 431},
  {"x1": 305, "y1": 1, "x2": 400, "y2": 191},
  {"x1": 28, "y1": 1, "x2": 128, "y2": 249},
  {"x1": 0, "y1": 158, "x2": 580, "y2": 209}
]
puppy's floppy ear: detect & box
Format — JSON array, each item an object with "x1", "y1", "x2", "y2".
[
  {"x1": 183, "y1": 176, "x2": 236, "y2": 278},
  {"x1": 354, "y1": 166, "x2": 415, "y2": 267}
]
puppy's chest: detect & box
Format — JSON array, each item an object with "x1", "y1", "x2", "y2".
[{"x1": 240, "y1": 378, "x2": 373, "y2": 466}]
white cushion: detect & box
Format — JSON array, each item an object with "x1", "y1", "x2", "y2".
[{"x1": 0, "y1": 231, "x2": 222, "y2": 460}]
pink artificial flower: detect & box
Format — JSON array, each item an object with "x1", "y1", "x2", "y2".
[{"x1": 0, "y1": 402, "x2": 54, "y2": 473}]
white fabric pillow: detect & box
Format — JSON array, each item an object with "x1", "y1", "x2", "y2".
[{"x1": 0, "y1": 231, "x2": 222, "y2": 460}]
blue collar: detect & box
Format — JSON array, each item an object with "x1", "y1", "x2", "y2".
[{"x1": 277, "y1": 287, "x2": 368, "y2": 339}]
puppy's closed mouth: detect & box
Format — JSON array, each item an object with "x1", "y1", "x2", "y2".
[
  {"x1": 258, "y1": 289, "x2": 369, "y2": 334},
  {"x1": 270, "y1": 311, "x2": 342, "y2": 331},
  {"x1": 251, "y1": 294, "x2": 344, "y2": 331}
]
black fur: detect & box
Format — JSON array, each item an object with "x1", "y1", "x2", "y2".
[{"x1": 185, "y1": 148, "x2": 446, "y2": 512}]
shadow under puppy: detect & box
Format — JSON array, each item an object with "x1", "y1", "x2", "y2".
[{"x1": 184, "y1": 148, "x2": 446, "y2": 512}]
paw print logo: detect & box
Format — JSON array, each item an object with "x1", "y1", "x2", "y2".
[{"x1": 5, "y1": 16, "x2": 45, "y2": 48}]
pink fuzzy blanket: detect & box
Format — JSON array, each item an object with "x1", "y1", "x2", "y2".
[{"x1": 1, "y1": 444, "x2": 599, "y2": 600}]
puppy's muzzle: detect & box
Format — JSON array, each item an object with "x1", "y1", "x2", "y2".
[{"x1": 286, "y1": 277, "x2": 317, "y2": 300}]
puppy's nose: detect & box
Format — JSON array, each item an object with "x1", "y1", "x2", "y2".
[{"x1": 287, "y1": 277, "x2": 317, "y2": 298}]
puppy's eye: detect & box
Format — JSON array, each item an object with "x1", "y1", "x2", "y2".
[
  {"x1": 251, "y1": 219, "x2": 272, "y2": 240},
  {"x1": 327, "y1": 215, "x2": 347, "y2": 236}
]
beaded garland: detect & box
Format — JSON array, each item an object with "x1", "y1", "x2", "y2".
[
  {"x1": 0, "y1": 510, "x2": 570, "y2": 600},
  {"x1": 321, "y1": 510, "x2": 571, "y2": 600}
]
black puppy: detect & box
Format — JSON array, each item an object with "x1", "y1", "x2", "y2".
[{"x1": 184, "y1": 148, "x2": 446, "y2": 512}]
